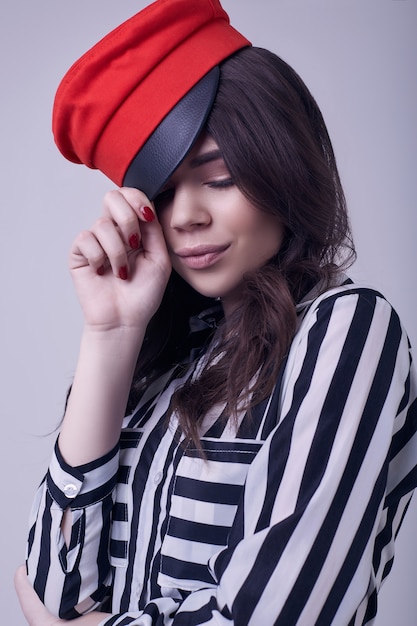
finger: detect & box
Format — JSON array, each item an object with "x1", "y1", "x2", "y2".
[
  {"x1": 118, "y1": 187, "x2": 158, "y2": 233},
  {"x1": 70, "y1": 219, "x2": 130, "y2": 280},
  {"x1": 69, "y1": 229, "x2": 108, "y2": 276},
  {"x1": 139, "y1": 216, "x2": 168, "y2": 261},
  {"x1": 110, "y1": 188, "x2": 169, "y2": 274},
  {"x1": 118, "y1": 187, "x2": 155, "y2": 224},
  {"x1": 91, "y1": 216, "x2": 130, "y2": 280},
  {"x1": 103, "y1": 188, "x2": 157, "y2": 251},
  {"x1": 102, "y1": 189, "x2": 142, "y2": 251},
  {"x1": 116, "y1": 188, "x2": 167, "y2": 254}
]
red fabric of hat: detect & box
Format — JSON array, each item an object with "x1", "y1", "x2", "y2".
[{"x1": 52, "y1": 0, "x2": 251, "y2": 187}]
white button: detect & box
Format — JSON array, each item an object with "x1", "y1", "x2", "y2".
[
  {"x1": 154, "y1": 471, "x2": 162, "y2": 485},
  {"x1": 63, "y1": 483, "x2": 79, "y2": 498}
]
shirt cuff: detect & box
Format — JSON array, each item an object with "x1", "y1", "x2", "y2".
[{"x1": 46, "y1": 437, "x2": 120, "y2": 509}]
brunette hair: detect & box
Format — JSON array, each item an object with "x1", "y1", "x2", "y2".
[{"x1": 129, "y1": 47, "x2": 355, "y2": 446}]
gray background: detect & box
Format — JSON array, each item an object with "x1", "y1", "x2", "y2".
[{"x1": 1, "y1": 0, "x2": 416, "y2": 622}]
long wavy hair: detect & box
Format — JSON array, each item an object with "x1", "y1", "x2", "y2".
[{"x1": 129, "y1": 47, "x2": 356, "y2": 446}]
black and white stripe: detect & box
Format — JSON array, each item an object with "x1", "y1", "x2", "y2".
[{"x1": 26, "y1": 283, "x2": 417, "y2": 625}]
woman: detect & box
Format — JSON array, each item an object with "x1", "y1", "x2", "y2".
[{"x1": 15, "y1": 0, "x2": 417, "y2": 624}]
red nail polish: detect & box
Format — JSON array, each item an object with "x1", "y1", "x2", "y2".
[
  {"x1": 97, "y1": 265, "x2": 105, "y2": 276},
  {"x1": 141, "y1": 206, "x2": 155, "y2": 222},
  {"x1": 129, "y1": 233, "x2": 139, "y2": 249},
  {"x1": 119, "y1": 265, "x2": 128, "y2": 280}
]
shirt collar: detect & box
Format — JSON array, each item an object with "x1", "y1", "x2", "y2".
[{"x1": 295, "y1": 272, "x2": 352, "y2": 314}]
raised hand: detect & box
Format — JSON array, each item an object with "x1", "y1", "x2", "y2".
[
  {"x1": 57, "y1": 187, "x2": 172, "y2": 466},
  {"x1": 69, "y1": 187, "x2": 172, "y2": 333}
]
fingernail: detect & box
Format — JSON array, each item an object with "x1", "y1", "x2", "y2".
[
  {"x1": 140, "y1": 206, "x2": 155, "y2": 222},
  {"x1": 129, "y1": 233, "x2": 139, "y2": 249},
  {"x1": 97, "y1": 265, "x2": 105, "y2": 276},
  {"x1": 119, "y1": 265, "x2": 128, "y2": 280}
]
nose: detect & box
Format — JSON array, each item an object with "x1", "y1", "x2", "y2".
[{"x1": 169, "y1": 186, "x2": 211, "y2": 231}]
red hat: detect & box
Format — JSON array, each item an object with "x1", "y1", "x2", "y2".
[{"x1": 52, "y1": 0, "x2": 251, "y2": 199}]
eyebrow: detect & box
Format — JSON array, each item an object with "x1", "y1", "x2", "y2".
[{"x1": 190, "y1": 149, "x2": 223, "y2": 169}]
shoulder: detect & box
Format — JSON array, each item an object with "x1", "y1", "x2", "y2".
[
  {"x1": 277, "y1": 279, "x2": 414, "y2": 429},
  {"x1": 296, "y1": 281, "x2": 402, "y2": 340},
  {"x1": 284, "y1": 280, "x2": 410, "y2": 389}
]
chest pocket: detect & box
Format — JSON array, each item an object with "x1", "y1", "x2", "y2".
[
  {"x1": 158, "y1": 438, "x2": 263, "y2": 592},
  {"x1": 109, "y1": 429, "x2": 144, "y2": 568}
]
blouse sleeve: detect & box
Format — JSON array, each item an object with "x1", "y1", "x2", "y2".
[
  {"x1": 27, "y1": 288, "x2": 417, "y2": 625},
  {"x1": 203, "y1": 290, "x2": 417, "y2": 625},
  {"x1": 98, "y1": 289, "x2": 417, "y2": 626},
  {"x1": 26, "y1": 439, "x2": 120, "y2": 618}
]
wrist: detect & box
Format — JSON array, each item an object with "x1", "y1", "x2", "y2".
[
  {"x1": 81, "y1": 323, "x2": 146, "y2": 355},
  {"x1": 58, "y1": 325, "x2": 145, "y2": 466}
]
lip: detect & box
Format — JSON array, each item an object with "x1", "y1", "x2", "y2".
[{"x1": 174, "y1": 244, "x2": 230, "y2": 269}]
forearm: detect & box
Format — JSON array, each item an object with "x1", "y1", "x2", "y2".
[
  {"x1": 27, "y1": 457, "x2": 116, "y2": 617},
  {"x1": 15, "y1": 564, "x2": 112, "y2": 626},
  {"x1": 59, "y1": 325, "x2": 145, "y2": 466},
  {"x1": 59, "y1": 187, "x2": 170, "y2": 467}
]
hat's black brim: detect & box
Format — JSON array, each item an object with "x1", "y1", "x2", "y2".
[{"x1": 123, "y1": 66, "x2": 220, "y2": 200}]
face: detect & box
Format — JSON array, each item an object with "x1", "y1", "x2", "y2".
[{"x1": 155, "y1": 134, "x2": 285, "y2": 316}]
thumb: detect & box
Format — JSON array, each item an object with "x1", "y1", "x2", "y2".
[
  {"x1": 118, "y1": 187, "x2": 170, "y2": 265},
  {"x1": 140, "y1": 216, "x2": 170, "y2": 260}
]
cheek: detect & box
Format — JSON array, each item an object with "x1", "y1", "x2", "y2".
[
  {"x1": 249, "y1": 215, "x2": 285, "y2": 253},
  {"x1": 271, "y1": 222, "x2": 286, "y2": 253}
]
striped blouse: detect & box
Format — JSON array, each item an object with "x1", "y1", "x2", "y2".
[{"x1": 26, "y1": 281, "x2": 417, "y2": 625}]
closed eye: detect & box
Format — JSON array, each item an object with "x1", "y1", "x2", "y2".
[{"x1": 206, "y1": 178, "x2": 234, "y2": 189}]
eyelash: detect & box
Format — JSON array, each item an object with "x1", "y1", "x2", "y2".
[
  {"x1": 206, "y1": 178, "x2": 234, "y2": 189},
  {"x1": 154, "y1": 178, "x2": 234, "y2": 208}
]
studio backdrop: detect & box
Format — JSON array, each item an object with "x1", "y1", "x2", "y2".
[{"x1": 1, "y1": 1, "x2": 416, "y2": 623}]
